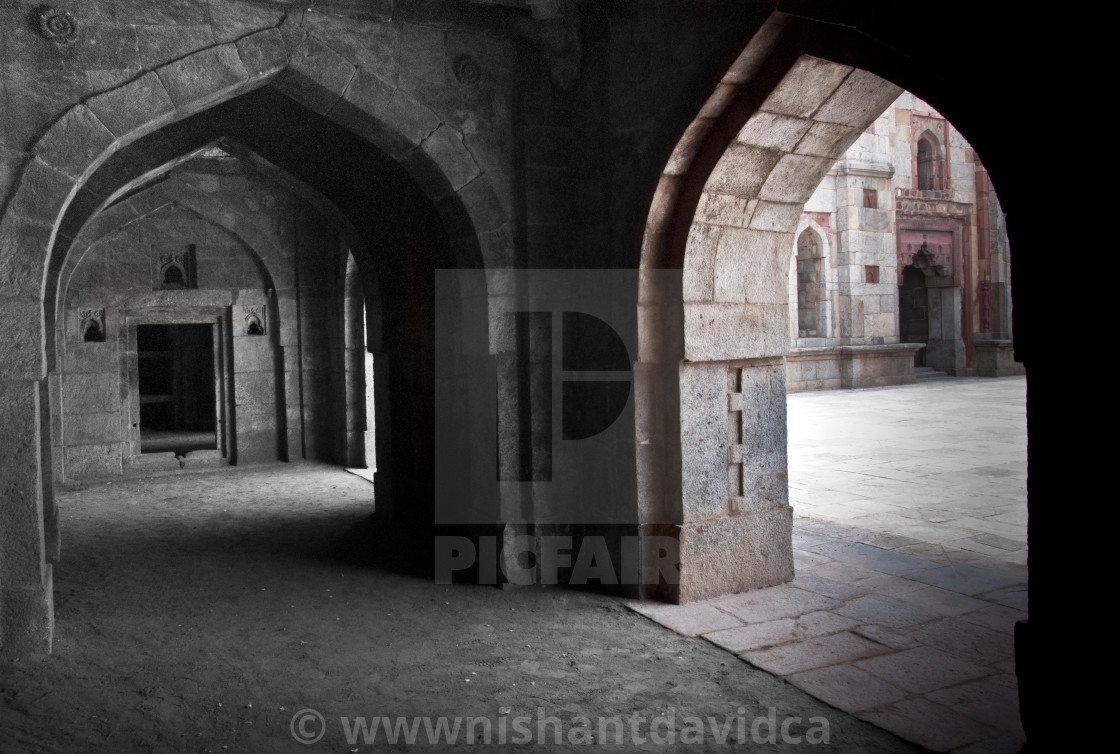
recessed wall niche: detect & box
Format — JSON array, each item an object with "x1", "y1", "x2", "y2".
[
  {"x1": 79, "y1": 308, "x2": 106, "y2": 342},
  {"x1": 153, "y1": 245, "x2": 197, "y2": 290},
  {"x1": 244, "y1": 307, "x2": 265, "y2": 336}
]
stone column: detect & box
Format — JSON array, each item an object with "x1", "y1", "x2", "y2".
[
  {"x1": 677, "y1": 359, "x2": 793, "y2": 602},
  {"x1": 0, "y1": 380, "x2": 53, "y2": 654},
  {"x1": 370, "y1": 354, "x2": 393, "y2": 521}
]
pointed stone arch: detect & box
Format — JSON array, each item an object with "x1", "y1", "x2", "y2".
[
  {"x1": 635, "y1": 17, "x2": 904, "y2": 601},
  {"x1": 0, "y1": 28, "x2": 510, "y2": 382},
  {"x1": 0, "y1": 27, "x2": 510, "y2": 653}
]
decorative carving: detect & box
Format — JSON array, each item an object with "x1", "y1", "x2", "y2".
[
  {"x1": 79, "y1": 308, "x2": 105, "y2": 343},
  {"x1": 38, "y1": 7, "x2": 78, "y2": 46},
  {"x1": 244, "y1": 306, "x2": 265, "y2": 336},
  {"x1": 911, "y1": 241, "x2": 948, "y2": 278},
  {"x1": 453, "y1": 55, "x2": 482, "y2": 86},
  {"x1": 155, "y1": 245, "x2": 196, "y2": 290}
]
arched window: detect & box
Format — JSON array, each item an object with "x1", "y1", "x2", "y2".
[
  {"x1": 245, "y1": 314, "x2": 264, "y2": 336},
  {"x1": 916, "y1": 135, "x2": 940, "y2": 191},
  {"x1": 796, "y1": 229, "x2": 824, "y2": 338}
]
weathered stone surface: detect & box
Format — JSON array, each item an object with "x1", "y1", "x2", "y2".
[
  {"x1": 420, "y1": 125, "x2": 481, "y2": 191},
  {"x1": 738, "y1": 363, "x2": 787, "y2": 508},
  {"x1": 795, "y1": 121, "x2": 860, "y2": 158},
  {"x1": 0, "y1": 298, "x2": 46, "y2": 380},
  {"x1": 275, "y1": 34, "x2": 356, "y2": 115},
  {"x1": 1, "y1": 158, "x2": 75, "y2": 230},
  {"x1": 235, "y1": 28, "x2": 289, "y2": 78},
  {"x1": 705, "y1": 143, "x2": 781, "y2": 198},
  {"x1": 759, "y1": 56, "x2": 851, "y2": 119},
  {"x1": 156, "y1": 44, "x2": 250, "y2": 112},
  {"x1": 736, "y1": 111, "x2": 812, "y2": 152},
  {"x1": 713, "y1": 227, "x2": 789, "y2": 304},
  {"x1": 694, "y1": 192, "x2": 754, "y2": 229},
  {"x1": 0, "y1": 581, "x2": 54, "y2": 655},
  {"x1": 63, "y1": 411, "x2": 119, "y2": 444},
  {"x1": 136, "y1": 24, "x2": 216, "y2": 70},
  {"x1": 759, "y1": 154, "x2": 834, "y2": 203},
  {"x1": 746, "y1": 200, "x2": 803, "y2": 233},
  {"x1": 677, "y1": 506, "x2": 794, "y2": 602},
  {"x1": 679, "y1": 361, "x2": 728, "y2": 522},
  {"x1": 0, "y1": 381, "x2": 45, "y2": 581},
  {"x1": 815, "y1": 69, "x2": 903, "y2": 127},
  {"x1": 33, "y1": 105, "x2": 116, "y2": 181},
  {"x1": 65, "y1": 442, "x2": 122, "y2": 477},
  {"x1": 233, "y1": 370, "x2": 277, "y2": 406},
  {"x1": 61, "y1": 373, "x2": 118, "y2": 414},
  {"x1": 211, "y1": 1, "x2": 288, "y2": 44},
  {"x1": 0, "y1": 216, "x2": 54, "y2": 299},
  {"x1": 683, "y1": 302, "x2": 788, "y2": 363},
  {"x1": 87, "y1": 72, "x2": 177, "y2": 141}
]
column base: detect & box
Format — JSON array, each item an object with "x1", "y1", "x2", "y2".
[
  {"x1": 677, "y1": 505, "x2": 794, "y2": 603},
  {"x1": 1, "y1": 567, "x2": 54, "y2": 656}
]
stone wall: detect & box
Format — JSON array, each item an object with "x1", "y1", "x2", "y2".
[
  {"x1": 785, "y1": 91, "x2": 1019, "y2": 385},
  {"x1": 52, "y1": 156, "x2": 357, "y2": 479}
]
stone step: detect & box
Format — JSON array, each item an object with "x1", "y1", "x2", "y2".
[{"x1": 914, "y1": 367, "x2": 949, "y2": 381}]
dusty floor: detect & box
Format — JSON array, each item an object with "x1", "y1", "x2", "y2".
[{"x1": 1, "y1": 464, "x2": 921, "y2": 752}]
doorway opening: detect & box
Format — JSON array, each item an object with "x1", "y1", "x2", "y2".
[
  {"x1": 899, "y1": 265, "x2": 929, "y2": 366},
  {"x1": 138, "y1": 324, "x2": 218, "y2": 455}
]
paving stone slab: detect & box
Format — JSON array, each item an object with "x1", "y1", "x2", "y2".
[
  {"x1": 966, "y1": 533, "x2": 1025, "y2": 552},
  {"x1": 835, "y1": 594, "x2": 944, "y2": 629},
  {"x1": 857, "y1": 697, "x2": 998, "y2": 752},
  {"x1": 703, "y1": 610, "x2": 859, "y2": 653},
  {"x1": 925, "y1": 673, "x2": 1022, "y2": 733},
  {"x1": 907, "y1": 564, "x2": 1023, "y2": 596},
  {"x1": 958, "y1": 604, "x2": 1027, "y2": 634},
  {"x1": 973, "y1": 585, "x2": 1027, "y2": 612},
  {"x1": 901, "y1": 584, "x2": 992, "y2": 617},
  {"x1": 854, "y1": 645, "x2": 992, "y2": 695},
  {"x1": 741, "y1": 630, "x2": 891, "y2": 675},
  {"x1": 906, "y1": 616, "x2": 1014, "y2": 667},
  {"x1": 892, "y1": 542, "x2": 989, "y2": 566},
  {"x1": 787, "y1": 663, "x2": 907, "y2": 712},
  {"x1": 710, "y1": 585, "x2": 839, "y2": 623},
  {"x1": 851, "y1": 623, "x2": 920, "y2": 650},
  {"x1": 627, "y1": 602, "x2": 742, "y2": 637},
  {"x1": 793, "y1": 548, "x2": 833, "y2": 568},
  {"x1": 791, "y1": 571, "x2": 864, "y2": 600}
]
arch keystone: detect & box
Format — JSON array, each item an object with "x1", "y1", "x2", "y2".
[{"x1": 276, "y1": 34, "x2": 357, "y2": 115}]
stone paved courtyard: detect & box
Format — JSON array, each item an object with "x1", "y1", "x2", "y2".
[{"x1": 631, "y1": 376, "x2": 1028, "y2": 753}]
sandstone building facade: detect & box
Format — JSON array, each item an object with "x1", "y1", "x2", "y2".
[
  {"x1": 785, "y1": 92, "x2": 1021, "y2": 392},
  {"x1": 0, "y1": 2, "x2": 1074, "y2": 745}
]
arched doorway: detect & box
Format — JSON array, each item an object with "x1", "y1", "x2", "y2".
[
  {"x1": 0, "y1": 35, "x2": 510, "y2": 653},
  {"x1": 899, "y1": 265, "x2": 928, "y2": 366}
]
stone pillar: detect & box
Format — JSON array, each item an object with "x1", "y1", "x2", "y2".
[
  {"x1": 39, "y1": 378, "x2": 60, "y2": 564},
  {"x1": 676, "y1": 359, "x2": 793, "y2": 602},
  {"x1": 370, "y1": 353, "x2": 393, "y2": 520},
  {"x1": 0, "y1": 380, "x2": 54, "y2": 654}
]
